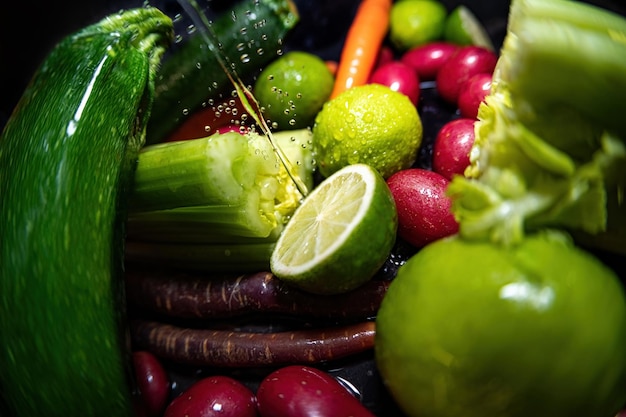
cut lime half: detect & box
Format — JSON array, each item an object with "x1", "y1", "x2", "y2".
[
  {"x1": 270, "y1": 164, "x2": 398, "y2": 295},
  {"x1": 444, "y1": 5, "x2": 495, "y2": 51}
]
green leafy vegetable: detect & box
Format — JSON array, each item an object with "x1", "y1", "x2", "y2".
[{"x1": 448, "y1": 0, "x2": 626, "y2": 249}]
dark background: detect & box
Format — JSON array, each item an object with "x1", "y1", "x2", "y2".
[{"x1": 1, "y1": 0, "x2": 625, "y2": 130}]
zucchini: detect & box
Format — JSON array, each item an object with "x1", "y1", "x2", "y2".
[
  {"x1": 0, "y1": 8, "x2": 173, "y2": 417},
  {"x1": 146, "y1": 0, "x2": 299, "y2": 143}
]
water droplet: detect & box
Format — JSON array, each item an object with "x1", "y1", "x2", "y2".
[
  {"x1": 236, "y1": 42, "x2": 246, "y2": 52},
  {"x1": 182, "y1": 108, "x2": 189, "y2": 116},
  {"x1": 363, "y1": 112, "x2": 374, "y2": 123},
  {"x1": 240, "y1": 54, "x2": 251, "y2": 64},
  {"x1": 195, "y1": 62, "x2": 202, "y2": 70},
  {"x1": 288, "y1": 119, "x2": 296, "y2": 126}
]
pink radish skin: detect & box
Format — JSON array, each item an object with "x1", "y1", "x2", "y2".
[
  {"x1": 458, "y1": 72, "x2": 492, "y2": 119},
  {"x1": 401, "y1": 41, "x2": 459, "y2": 81},
  {"x1": 369, "y1": 61, "x2": 420, "y2": 105},
  {"x1": 386, "y1": 168, "x2": 459, "y2": 248},
  {"x1": 435, "y1": 45, "x2": 497, "y2": 104},
  {"x1": 373, "y1": 45, "x2": 395, "y2": 70},
  {"x1": 432, "y1": 118, "x2": 476, "y2": 180},
  {"x1": 164, "y1": 376, "x2": 258, "y2": 417},
  {"x1": 132, "y1": 350, "x2": 171, "y2": 417},
  {"x1": 256, "y1": 365, "x2": 376, "y2": 417}
]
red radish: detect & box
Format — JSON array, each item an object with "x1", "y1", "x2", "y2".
[
  {"x1": 256, "y1": 365, "x2": 375, "y2": 417},
  {"x1": 435, "y1": 45, "x2": 497, "y2": 104},
  {"x1": 432, "y1": 118, "x2": 476, "y2": 180},
  {"x1": 369, "y1": 60, "x2": 420, "y2": 105},
  {"x1": 164, "y1": 376, "x2": 257, "y2": 417},
  {"x1": 386, "y1": 168, "x2": 459, "y2": 248},
  {"x1": 132, "y1": 350, "x2": 171, "y2": 417},
  {"x1": 373, "y1": 45, "x2": 395, "y2": 70},
  {"x1": 401, "y1": 41, "x2": 459, "y2": 81},
  {"x1": 458, "y1": 72, "x2": 492, "y2": 119}
]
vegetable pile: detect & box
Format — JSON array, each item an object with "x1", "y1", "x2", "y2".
[{"x1": 2, "y1": 0, "x2": 626, "y2": 416}]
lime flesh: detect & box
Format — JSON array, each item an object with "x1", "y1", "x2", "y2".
[{"x1": 270, "y1": 163, "x2": 397, "y2": 295}]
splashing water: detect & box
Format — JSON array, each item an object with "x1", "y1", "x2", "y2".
[{"x1": 176, "y1": 0, "x2": 309, "y2": 198}]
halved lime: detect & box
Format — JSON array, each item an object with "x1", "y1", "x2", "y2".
[
  {"x1": 270, "y1": 163, "x2": 398, "y2": 295},
  {"x1": 444, "y1": 5, "x2": 495, "y2": 51}
]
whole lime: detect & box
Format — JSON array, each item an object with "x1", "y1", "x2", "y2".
[
  {"x1": 375, "y1": 232, "x2": 626, "y2": 417},
  {"x1": 254, "y1": 51, "x2": 334, "y2": 130},
  {"x1": 389, "y1": 0, "x2": 448, "y2": 51},
  {"x1": 312, "y1": 84, "x2": 422, "y2": 179}
]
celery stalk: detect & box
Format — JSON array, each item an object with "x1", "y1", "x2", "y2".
[
  {"x1": 448, "y1": 0, "x2": 626, "y2": 251},
  {"x1": 126, "y1": 129, "x2": 314, "y2": 271},
  {"x1": 125, "y1": 241, "x2": 275, "y2": 273}
]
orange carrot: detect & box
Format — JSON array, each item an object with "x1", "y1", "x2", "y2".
[{"x1": 329, "y1": 0, "x2": 393, "y2": 99}]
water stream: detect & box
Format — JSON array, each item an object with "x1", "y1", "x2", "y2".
[{"x1": 175, "y1": 0, "x2": 310, "y2": 198}]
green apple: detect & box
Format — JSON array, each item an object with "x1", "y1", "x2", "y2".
[{"x1": 375, "y1": 231, "x2": 626, "y2": 417}]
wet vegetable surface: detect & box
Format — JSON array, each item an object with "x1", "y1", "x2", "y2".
[{"x1": 2, "y1": 1, "x2": 626, "y2": 416}]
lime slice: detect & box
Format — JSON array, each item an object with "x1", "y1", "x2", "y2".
[
  {"x1": 270, "y1": 163, "x2": 398, "y2": 295},
  {"x1": 444, "y1": 5, "x2": 495, "y2": 51}
]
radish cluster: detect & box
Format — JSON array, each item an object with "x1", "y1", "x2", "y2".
[
  {"x1": 132, "y1": 353, "x2": 376, "y2": 417},
  {"x1": 365, "y1": 40, "x2": 497, "y2": 249}
]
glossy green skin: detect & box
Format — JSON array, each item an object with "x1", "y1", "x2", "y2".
[
  {"x1": 0, "y1": 9, "x2": 172, "y2": 417},
  {"x1": 147, "y1": 0, "x2": 299, "y2": 143},
  {"x1": 375, "y1": 232, "x2": 626, "y2": 417}
]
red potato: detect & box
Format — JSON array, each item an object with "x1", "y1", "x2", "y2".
[
  {"x1": 132, "y1": 350, "x2": 171, "y2": 417},
  {"x1": 164, "y1": 376, "x2": 258, "y2": 417},
  {"x1": 386, "y1": 168, "x2": 459, "y2": 248},
  {"x1": 457, "y1": 72, "x2": 492, "y2": 119},
  {"x1": 400, "y1": 41, "x2": 459, "y2": 81},
  {"x1": 432, "y1": 118, "x2": 476, "y2": 180},
  {"x1": 256, "y1": 365, "x2": 375, "y2": 417},
  {"x1": 369, "y1": 60, "x2": 420, "y2": 105},
  {"x1": 435, "y1": 45, "x2": 497, "y2": 104}
]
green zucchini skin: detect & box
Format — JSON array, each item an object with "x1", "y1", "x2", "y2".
[
  {"x1": 0, "y1": 8, "x2": 173, "y2": 417},
  {"x1": 146, "y1": 0, "x2": 299, "y2": 143}
]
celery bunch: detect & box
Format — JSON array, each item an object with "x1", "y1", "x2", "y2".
[
  {"x1": 448, "y1": 0, "x2": 626, "y2": 252},
  {"x1": 126, "y1": 129, "x2": 314, "y2": 272}
]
